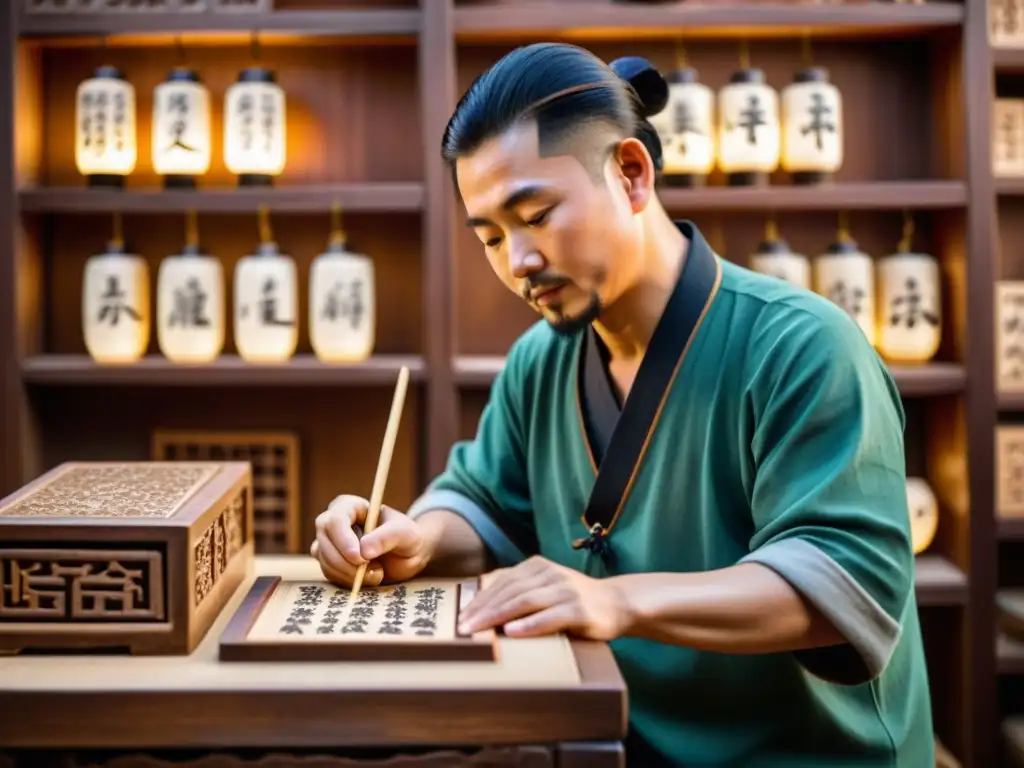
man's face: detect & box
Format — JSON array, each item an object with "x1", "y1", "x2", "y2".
[{"x1": 456, "y1": 120, "x2": 644, "y2": 334}]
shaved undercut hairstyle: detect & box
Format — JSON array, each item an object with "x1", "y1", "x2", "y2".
[{"x1": 440, "y1": 42, "x2": 670, "y2": 185}]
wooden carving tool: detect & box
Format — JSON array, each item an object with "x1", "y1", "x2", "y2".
[{"x1": 348, "y1": 364, "x2": 410, "y2": 602}]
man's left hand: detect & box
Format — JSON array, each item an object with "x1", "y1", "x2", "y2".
[{"x1": 457, "y1": 555, "x2": 632, "y2": 640}]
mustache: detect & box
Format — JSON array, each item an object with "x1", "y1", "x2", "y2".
[{"x1": 521, "y1": 273, "x2": 569, "y2": 300}]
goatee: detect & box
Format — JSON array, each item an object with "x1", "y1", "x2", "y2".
[{"x1": 546, "y1": 292, "x2": 603, "y2": 336}]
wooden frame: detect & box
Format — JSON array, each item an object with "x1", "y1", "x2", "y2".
[
  {"x1": 0, "y1": 1, "x2": 1009, "y2": 766},
  {"x1": 218, "y1": 574, "x2": 499, "y2": 662}
]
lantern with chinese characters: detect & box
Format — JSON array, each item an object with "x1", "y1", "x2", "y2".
[
  {"x1": 82, "y1": 215, "x2": 149, "y2": 364},
  {"x1": 234, "y1": 207, "x2": 297, "y2": 363},
  {"x1": 649, "y1": 67, "x2": 715, "y2": 187},
  {"x1": 156, "y1": 211, "x2": 224, "y2": 364},
  {"x1": 152, "y1": 67, "x2": 211, "y2": 189},
  {"x1": 748, "y1": 219, "x2": 810, "y2": 290},
  {"x1": 906, "y1": 477, "x2": 938, "y2": 555},
  {"x1": 716, "y1": 68, "x2": 780, "y2": 186},
  {"x1": 309, "y1": 207, "x2": 376, "y2": 363},
  {"x1": 224, "y1": 66, "x2": 286, "y2": 186},
  {"x1": 812, "y1": 223, "x2": 876, "y2": 346},
  {"x1": 875, "y1": 216, "x2": 942, "y2": 364},
  {"x1": 781, "y1": 67, "x2": 843, "y2": 184},
  {"x1": 75, "y1": 65, "x2": 137, "y2": 188}
]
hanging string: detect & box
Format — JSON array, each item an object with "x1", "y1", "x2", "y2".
[
  {"x1": 897, "y1": 209, "x2": 915, "y2": 253},
  {"x1": 801, "y1": 35, "x2": 813, "y2": 68},
  {"x1": 837, "y1": 211, "x2": 851, "y2": 241},
  {"x1": 738, "y1": 40, "x2": 750, "y2": 70},
  {"x1": 111, "y1": 211, "x2": 123, "y2": 249},
  {"x1": 329, "y1": 201, "x2": 347, "y2": 247},
  {"x1": 250, "y1": 30, "x2": 261, "y2": 62},
  {"x1": 185, "y1": 208, "x2": 199, "y2": 248},
  {"x1": 764, "y1": 214, "x2": 779, "y2": 242},
  {"x1": 711, "y1": 214, "x2": 726, "y2": 255},
  {"x1": 176, "y1": 34, "x2": 186, "y2": 66},
  {"x1": 675, "y1": 40, "x2": 687, "y2": 70},
  {"x1": 258, "y1": 205, "x2": 273, "y2": 244}
]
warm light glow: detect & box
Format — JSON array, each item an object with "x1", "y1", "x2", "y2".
[
  {"x1": 223, "y1": 67, "x2": 286, "y2": 184},
  {"x1": 82, "y1": 243, "x2": 150, "y2": 364},
  {"x1": 781, "y1": 67, "x2": 843, "y2": 183},
  {"x1": 812, "y1": 239, "x2": 876, "y2": 346},
  {"x1": 875, "y1": 251, "x2": 941, "y2": 364},
  {"x1": 234, "y1": 242, "x2": 298, "y2": 363},
  {"x1": 716, "y1": 69, "x2": 779, "y2": 184},
  {"x1": 152, "y1": 67, "x2": 212, "y2": 185},
  {"x1": 649, "y1": 68, "x2": 715, "y2": 183},
  {"x1": 907, "y1": 477, "x2": 938, "y2": 555},
  {"x1": 309, "y1": 238, "x2": 376, "y2": 363},
  {"x1": 157, "y1": 246, "x2": 225, "y2": 364},
  {"x1": 75, "y1": 66, "x2": 137, "y2": 185},
  {"x1": 748, "y1": 240, "x2": 810, "y2": 290}
]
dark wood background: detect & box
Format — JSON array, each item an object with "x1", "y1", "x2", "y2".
[{"x1": 0, "y1": 0, "x2": 1010, "y2": 765}]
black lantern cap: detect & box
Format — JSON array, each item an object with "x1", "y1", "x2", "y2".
[
  {"x1": 166, "y1": 66, "x2": 201, "y2": 83},
  {"x1": 93, "y1": 65, "x2": 126, "y2": 81},
  {"x1": 667, "y1": 67, "x2": 700, "y2": 85},
  {"x1": 827, "y1": 237, "x2": 861, "y2": 255},
  {"x1": 756, "y1": 238, "x2": 792, "y2": 255},
  {"x1": 793, "y1": 67, "x2": 830, "y2": 84},
  {"x1": 238, "y1": 66, "x2": 277, "y2": 84},
  {"x1": 729, "y1": 68, "x2": 765, "y2": 85}
]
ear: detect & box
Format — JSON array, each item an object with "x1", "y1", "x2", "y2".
[{"x1": 614, "y1": 137, "x2": 655, "y2": 214}]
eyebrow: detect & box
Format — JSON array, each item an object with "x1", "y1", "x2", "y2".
[{"x1": 466, "y1": 185, "x2": 550, "y2": 228}]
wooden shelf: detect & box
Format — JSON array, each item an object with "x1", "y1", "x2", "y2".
[
  {"x1": 996, "y1": 177, "x2": 1024, "y2": 196},
  {"x1": 454, "y1": 1, "x2": 964, "y2": 42},
  {"x1": 999, "y1": 516, "x2": 1024, "y2": 540},
  {"x1": 915, "y1": 554, "x2": 968, "y2": 606},
  {"x1": 17, "y1": 9, "x2": 421, "y2": 40},
  {"x1": 17, "y1": 184, "x2": 426, "y2": 214},
  {"x1": 656, "y1": 181, "x2": 966, "y2": 212},
  {"x1": 454, "y1": 356, "x2": 966, "y2": 396},
  {"x1": 998, "y1": 391, "x2": 1024, "y2": 410},
  {"x1": 1003, "y1": 717, "x2": 1024, "y2": 765},
  {"x1": 20, "y1": 354, "x2": 425, "y2": 386},
  {"x1": 993, "y1": 47, "x2": 1024, "y2": 74},
  {"x1": 998, "y1": 632, "x2": 1024, "y2": 675}
]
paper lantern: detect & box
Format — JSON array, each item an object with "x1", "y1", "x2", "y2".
[
  {"x1": 649, "y1": 67, "x2": 715, "y2": 187},
  {"x1": 876, "y1": 250, "x2": 941, "y2": 365},
  {"x1": 75, "y1": 65, "x2": 137, "y2": 187},
  {"x1": 813, "y1": 235, "x2": 876, "y2": 346},
  {"x1": 748, "y1": 226, "x2": 810, "y2": 290},
  {"x1": 716, "y1": 68, "x2": 780, "y2": 186},
  {"x1": 781, "y1": 67, "x2": 843, "y2": 184},
  {"x1": 152, "y1": 67, "x2": 211, "y2": 188},
  {"x1": 234, "y1": 210, "x2": 297, "y2": 363},
  {"x1": 156, "y1": 238, "x2": 225, "y2": 364},
  {"x1": 82, "y1": 238, "x2": 149, "y2": 364},
  {"x1": 309, "y1": 225, "x2": 376, "y2": 364},
  {"x1": 224, "y1": 66, "x2": 286, "y2": 186},
  {"x1": 906, "y1": 477, "x2": 938, "y2": 555}
]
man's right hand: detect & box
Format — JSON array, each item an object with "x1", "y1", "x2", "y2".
[{"x1": 311, "y1": 494, "x2": 431, "y2": 588}]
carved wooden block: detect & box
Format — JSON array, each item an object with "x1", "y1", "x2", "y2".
[
  {"x1": 994, "y1": 99, "x2": 1024, "y2": 177},
  {"x1": 151, "y1": 429, "x2": 300, "y2": 555},
  {"x1": 997, "y1": 426, "x2": 1024, "y2": 516},
  {"x1": 0, "y1": 461, "x2": 253, "y2": 656},
  {"x1": 997, "y1": 282, "x2": 1024, "y2": 392},
  {"x1": 991, "y1": 0, "x2": 1024, "y2": 47}
]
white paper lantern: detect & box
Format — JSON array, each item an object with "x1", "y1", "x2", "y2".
[
  {"x1": 875, "y1": 251, "x2": 942, "y2": 365},
  {"x1": 781, "y1": 67, "x2": 843, "y2": 184},
  {"x1": 309, "y1": 234, "x2": 376, "y2": 363},
  {"x1": 716, "y1": 68, "x2": 780, "y2": 186},
  {"x1": 749, "y1": 236, "x2": 810, "y2": 290},
  {"x1": 75, "y1": 65, "x2": 137, "y2": 187},
  {"x1": 906, "y1": 477, "x2": 938, "y2": 555},
  {"x1": 82, "y1": 240, "x2": 149, "y2": 364},
  {"x1": 813, "y1": 237, "x2": 876, "y2": 346},
  {"x1": 157, "y1": 244, "x2": 225, "y2": 364},
  {"x1": 224, "y1": 66, "x2": 286, "y2": 186},
  {"x1": 649, "y1": 67, "x2": 715, "y2": 187},
  {"x1": 234, "y1": 241, "x2": 298, "y2": 363},
  {"x1": 152, "y1": 67, "x2": 211, "y2": 188}
]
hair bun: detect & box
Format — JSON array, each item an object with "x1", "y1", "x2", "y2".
[{"x1": 610, "y1": 56, "x2": 668, "y2": 117}]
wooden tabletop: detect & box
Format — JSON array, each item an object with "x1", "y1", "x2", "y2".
[{"x1": 0, "y1": 555, "x2": 628, "y2": 749}]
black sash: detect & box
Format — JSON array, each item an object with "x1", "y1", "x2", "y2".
[{"x1": 573, "y1": 221, "x2": 721, "y2": 564}]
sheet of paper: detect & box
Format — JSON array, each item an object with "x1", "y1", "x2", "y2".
[{"x1": 246, "y1": 579, "x2": 461, "y2": 642}]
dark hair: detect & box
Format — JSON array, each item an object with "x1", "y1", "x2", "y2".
[{"x1": 440, "y1": 43, "x2": 669, "y2": 179}]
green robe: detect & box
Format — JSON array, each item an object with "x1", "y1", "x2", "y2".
[{"x1": 409, "y1": 220, "x2": 934, "y2": 767}]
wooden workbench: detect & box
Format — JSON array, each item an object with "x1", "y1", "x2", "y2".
[{"x1": 0, "y1": 556, "x2": 628, "y2": 768}]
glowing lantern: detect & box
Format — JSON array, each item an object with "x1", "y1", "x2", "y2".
[
  {"x1": 650, "y1": 66, "x2": 715, "y2": 186},
  {"x1": 152, "y1": 67, "x2": 212, "y2": 188},
  {"x1": 716, "y1": 68, "x2": 780, "y2": 186},
  {"x1": 223, "y1": 66, "x2": 286, "y2": 186},
  {"x1": 813, "y1": 221, "x2": 876, "y2": 346},
  {"x1": 748, "y1": 220, "x2": 810, "y2": 290},
  {"x1": 906, "y1": 477, "x2": 938, "y2": 555},
  {"x1": 75, "y1": 65, "x2": 137, "y2": 187},
  {"x1": 781, "y1": 66, "x2": 844, "y2": 184}
]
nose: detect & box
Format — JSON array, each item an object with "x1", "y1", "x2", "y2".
[{"x1": 508, "y1": 232, "x2": 544, "y2": 280}]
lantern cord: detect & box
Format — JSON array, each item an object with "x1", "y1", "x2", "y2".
[
  {"x1": 898, "y1": 210, "x2": 915, "y2": 253},
  {"x1": 329, "y1": 201, "x2": 347, "y2": 247},
  {"x1": 837, "y1": 211, "x2": 851, "y2": 241},
  {"x1": 738, "y1": 40, "x2": 750, "y2": 70},
  {"x1": 185, "y1": 209, "x2": 199, "y2": 248},
  {"x1": 111, "y1": 211, "x2": 123, "y2": 249},
  {"x1": 176, "y1": 35, "x2": 186, "y2": 66},
  {"x1": 764, "y1": 215, "x2": 779, "y2": 242},
  {"x1": 251, "y1": 31, "x2": 261, "y2": 62},
  {"x1": 258, "y1": 205, "x2": 273, "y2": 245},
  {"x1": 801, "y1": 35, "x2": 813, "y2": 67},
  {"x1": 675, "y1": 40, "x2": 687, "y2": 70},
  {"x1": 711, "y1": 215, "x2": 726, "y2": 255}
]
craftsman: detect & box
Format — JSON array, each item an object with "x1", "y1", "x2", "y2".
[{"x1": 312, "y1": 42, "x2": 934, "y2": 767}]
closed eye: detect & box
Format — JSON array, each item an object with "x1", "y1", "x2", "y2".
[{"x1": 527, "y1": 208, "x2": 552, "y2": 226}]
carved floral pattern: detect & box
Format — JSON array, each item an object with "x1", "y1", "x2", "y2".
[{"x1": 194, "y1": 492, "x2": 247, "y2": 606}]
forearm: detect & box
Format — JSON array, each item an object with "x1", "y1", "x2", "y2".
[
  {"x1": 415, "y1": 509, "x2": 490, "y2": 578},
  {"x1": 613, "y1": 562, "x2": 846, "y2": 654}
]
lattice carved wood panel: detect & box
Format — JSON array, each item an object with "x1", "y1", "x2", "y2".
[
  {"x1": 151, "y1": 430, "x2": 300, "y2": 554},
  {"x1": 997, "y1": 426, "x2": 1024, "y2": 516}
]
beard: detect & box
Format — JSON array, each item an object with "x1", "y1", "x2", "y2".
[{"x1": 543, "y1": 289, "x2": 603, "y2": 336}]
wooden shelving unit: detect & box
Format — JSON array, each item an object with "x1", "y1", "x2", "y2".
[{"x1": 0, "y1": 1, "x2": 999, "y2": 766}]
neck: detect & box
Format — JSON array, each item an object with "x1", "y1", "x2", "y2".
[{"x1": 592, "y1": 200, "x2": 687, "y2": 362}]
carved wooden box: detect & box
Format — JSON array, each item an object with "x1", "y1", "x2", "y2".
[{"x1": 0, "y1": 461, "x2": 253, "y2": 656}]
